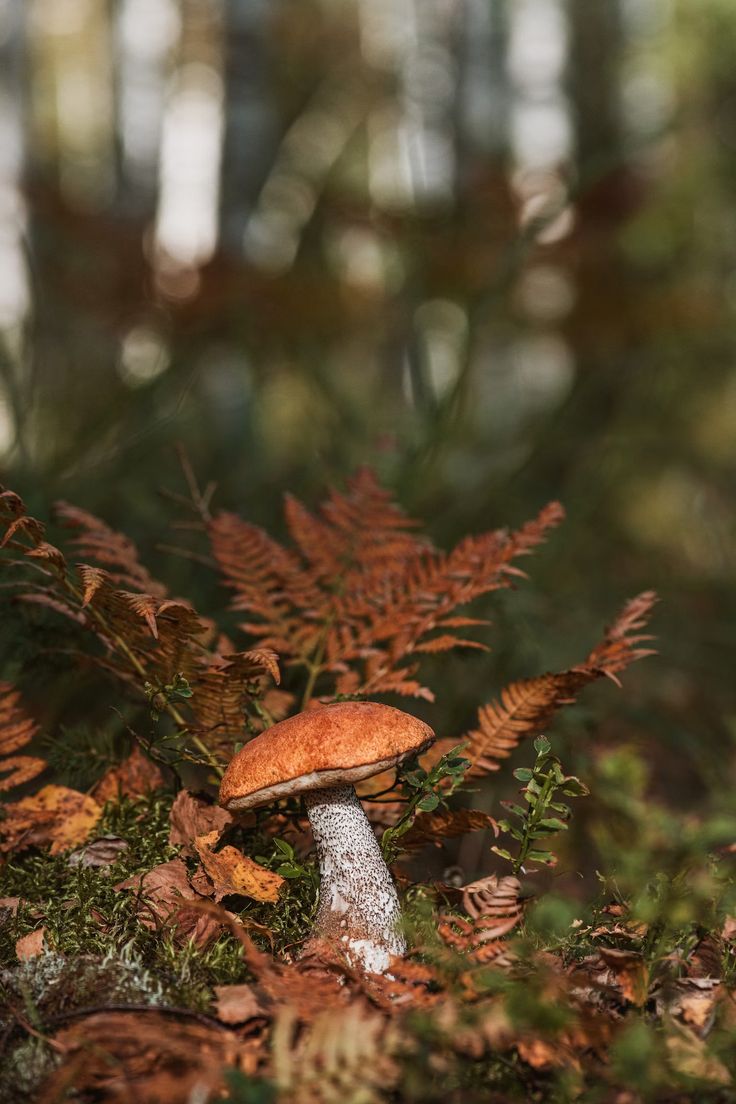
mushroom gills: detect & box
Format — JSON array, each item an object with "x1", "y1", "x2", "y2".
[{"x1": 304, "y1": 784, "x2": 405, "y2": 974}]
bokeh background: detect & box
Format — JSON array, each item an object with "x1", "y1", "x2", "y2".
[{"x1": 1, "y1": 0, "x2": 735, "y2": 879}]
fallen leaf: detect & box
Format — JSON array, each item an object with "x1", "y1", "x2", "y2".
[
  {"x1": 0, "y1": 896, "x2": 21, "y2": 920},
  {"x1": 194, "y1": 831, "x2": 285, "y2": 903},
  {"x1": 68, "y1": 835, "x2": 129, "y2": 869},
  {"x1": 169, "y1": 789, "x2": 234, "y2": 857},
  {"x1": 656, "y1": 978, "x2": 722, "y2": 1037},
  {"x1": 214, "y1": 983, "x2": 267, "y2": 1024},
  {"x1": 16, "y1": 927, "x2": 46, "y2": 960},
  {"x1": 0, "y1": 785, "x2": 101, "y2": 855},
  {"x1": 42, "y1": 1011, "x2": 245, "y2": 1104},
  {"x1": 92, "y1": 744, "x2": 164, "y2": 804},
  {"x1": 688, "y1": 933, "x2": 722, "y2": 979},
  {"x1": 114, "y1": 858, "x2": 221, "y2": 949},
  {"x1": 598, "y1": 947, "x2": 649, "y2": 1007},
  {"x1": 516, "y1": 1037, "x2": 563, "y2": 1070}
]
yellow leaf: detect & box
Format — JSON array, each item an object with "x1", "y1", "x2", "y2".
[
  {"x1": 0, "y1": 784, "x2": 101, "y2": 855},
  {"x1": 195, "y1": 830, "x2": 284, "y2": 903}
]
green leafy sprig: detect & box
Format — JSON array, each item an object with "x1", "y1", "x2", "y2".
[
  {"x1": 493, "y1": 735, "x2": 589, "y2": 875},
  {"x1": 144, "y1": 672, "x2": 193, "y2": 721},
  {"x1": 381, "y1": 745, "x2": 470, "y2": 862}
]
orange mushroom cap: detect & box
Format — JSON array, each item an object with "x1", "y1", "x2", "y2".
[{"x1": 219, "y1": 700, "x2": 435, "y2": 812}]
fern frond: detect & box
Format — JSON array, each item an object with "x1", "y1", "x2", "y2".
[
  {"x1": 0, "y1": 683, "x2": 45, "y2": 793},
  {"x1": 273, "y1": 1002, "x2": 404, "y2": 1104},
  {"x1": 210, "y1": 472, "x2": 564, "y2": 702},
  {"x1": 464, "y1": 591, "x2": 658, "y2": 775},
  {"x1": 55, "y1": 500, "x2": 167, "y2": 596},
  {"x1": 2, "y1": 488, "x2": 278, "y2": 765},
  {"x1": 439, "y1": 875, "x2": 523, "y2": 962},
  {"x1": 398, "y1": 808, "x2": 499, "y2": 854}
]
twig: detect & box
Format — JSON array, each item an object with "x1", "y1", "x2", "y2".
[{"x1": 43, "y1": 1003, "x2": 227, "y2": 1031}]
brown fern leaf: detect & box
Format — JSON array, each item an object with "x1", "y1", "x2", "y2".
[
  {"x1": 211, "y1": 473, "x2": 563, "y2": 701},
  {"x1": 311, "y1": 468, "x2": 425, "y2": 569},
  {"x1": 329, "y1": 500, "x2": 565, "y2": 695},
  {"x1": 24, "y1": 541, "x2": 67, "y2": 575},
  {"x1": 584, "y1": 589, "x2": 658, "y2": 682},
  {"x1": 360, "y1": 957, "x2": 442, "y2": 1011},
  {"x1": 55, "y1": 500, "x2": 167, "y2": 596},
  {"x1": 439, "y1": 875, "x2": 523, "y2": 962},
  {"x1": 0, "y1": 756, "x2": 47, "y2": 792},
  {"x1": 1, "y1": 488, "x2": 48, "y2": 552},
  {"x1": 208, "y1": 511, "x2": 312, "y2": 654},
  {"x1": 188, "y1": 650, "x2": 281, "y2": 754},
  {"x1": 0, "y1": 683, "x2": 45, "y2": 794},
  {"x1": 272, "y1": 1002, "x2": 405, "y2": 1104},
  {"x1": 120, "y1": 591, "x2": 161, "y2": 638},
  {"x1": 464, "y1": 591, "x2": 658, "y2": 775},
  {"x1": 2, "y1": 489, "x2": 278, "y2": 762},
  {"x1": 398, "y1": 808, "x2": 499, "y2": 854}
]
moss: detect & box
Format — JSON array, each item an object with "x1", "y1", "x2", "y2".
[{"x1": 0, "y1": 791, "x2": 319, "y2": 1015}]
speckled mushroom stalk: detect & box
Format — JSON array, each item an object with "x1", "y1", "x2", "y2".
[
  {"x1": 303, "y1": 784, "x2": 405, "y2": 974},
  {"x1": 218, "y1": 701, "x2": 435, "y2": 975}
]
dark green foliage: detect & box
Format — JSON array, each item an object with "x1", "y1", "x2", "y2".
[
  {"x1": 381, "y1": 746, "x2": 471, "y2": 863},
  {"x1": 493, "y1": 735, "x2": 589, "y2": 873}
]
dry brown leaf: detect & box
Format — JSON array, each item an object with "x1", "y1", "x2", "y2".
[
  {"x1": 656, "y1": 978, "x2": 722, "y2": 1037},
  {"x1": 168, "y1": 788, "x2": 234, "y2": 857},
  {"x1": 68, "y1": 835, "x2": 129, "y2": 869},
  {"x1": 0, "y1": 896, "x2": 21, "y2": 919},
  {"x1": 114, "y1": 858, "x2": 222, "y2": 949},
  {"x1": 40, "y1": 1011, "x2": 245, "y2": 1104},
  {"x1": 688, "y1": 933, "x2": 722, "y2": 979},
  {"x1": 516, "y1": 1037, "x2": 565, "y2": 1070},
  {"x1": 92, "y1": 744, "x2": 164, "y2": 803},
  {"x1": 16, "y1": 927, "x2": 46, "y2": 960},
  {"x1": 194, "y1": 830, "x2": 285, "y2": 903},
  {"x1": 0, "y1": 784, "x2": 101, "y2": 855},
  {"x1": 598, "y1": 947, "x2": 649, "y2": 1007},
  {"x1": 214, "y1": 983, "x2": 268, "y2": 1024}
]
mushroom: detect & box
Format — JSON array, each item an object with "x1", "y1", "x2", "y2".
[{"x1": 219, "y1": 701, "x2": 435, "y2": 974}]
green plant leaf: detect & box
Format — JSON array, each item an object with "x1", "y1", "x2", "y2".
[{"x1": 417, "y1": 792, "x2": 440, "y2": 812}]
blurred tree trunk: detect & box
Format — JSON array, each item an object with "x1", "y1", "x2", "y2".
[
  {"x1": 219, "y1": 0, "x2": 275, "y2": 252},
  {"x1": 567, "y1": 0, "x2": 624, "y2": 173}
]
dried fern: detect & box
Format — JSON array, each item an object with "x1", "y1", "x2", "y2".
[
  {"x1": 438, "y1": 875, "x2": 523, "y2": 963},
  {"x1": 0, "y1": 682, "x2": 45, "y2": 792},
  {"x1": 210, "y1": 469, "x2": 564, "y2": 703},
  {"x1": 464, "y1": 591, "x2": 658, "y2": 775},
  {"x1": 272, "y1": 1002, "x2": 405, "y2": 1104},
  {"x1": 1, "y1": 486, "x2": 279, "y2": 771}
]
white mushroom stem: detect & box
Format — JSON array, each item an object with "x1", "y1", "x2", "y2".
[{"x1": 304, "y1": 784, "x2": 406, "y2": 975}]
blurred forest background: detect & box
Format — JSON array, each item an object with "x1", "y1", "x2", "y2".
[{"x1": 1, "y1": 0, "x2": 735, "y2": 874}]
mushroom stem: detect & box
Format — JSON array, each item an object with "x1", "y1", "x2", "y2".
[{"x1": 304, "y1": 784, "x2": 406, "y2": 974}]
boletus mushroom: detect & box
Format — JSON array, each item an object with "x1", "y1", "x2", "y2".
[{"x1": 219, "y1": 701, "x2": 435, "y2": 974}]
